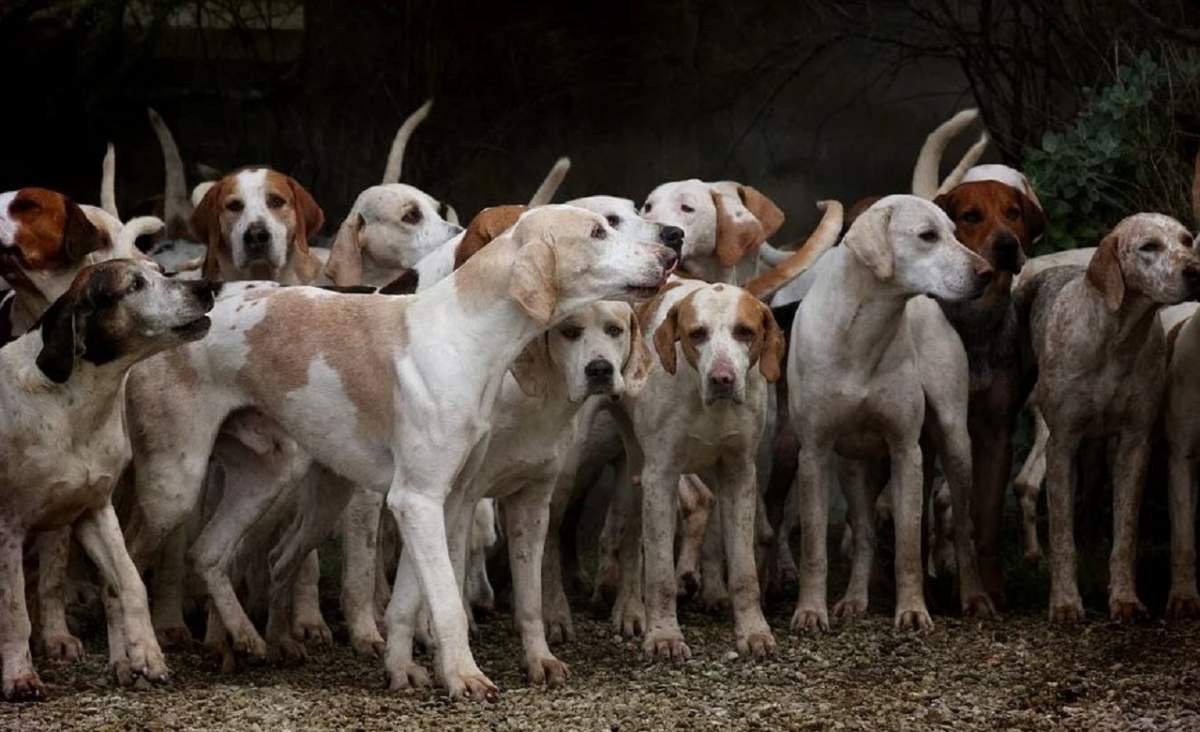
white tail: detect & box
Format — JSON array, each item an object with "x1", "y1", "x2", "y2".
[
  {"x1": 936, "y1": 132, "x2": 990, "y2": 196},
  {"x1": 743, "y1": 200, "x2": 844, "y2": 300},
  {"x1": 912, "y1": 108, "x2": 979, "y2": 199},
  {"x1": 147, "y1": 108, "x2": 193, "y2": 231},
  {"x1": 101, "y1": 143, "x2": 118, "y2": 218},
  {"x1": 528, "y1": 157, "x2": 571, "y2": 206},
  {"x1": 758, "y1": 242, "x2": 792, "y2": 267},
  {"x1": 382, "y1": 99, "x2": 433, "y2": 185},
  {"x1": 117, "y1": 216, "x2": 165, "y2": 257}
]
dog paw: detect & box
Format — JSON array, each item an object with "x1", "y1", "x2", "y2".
[
  {"x1": 1166, "y1": 592, "x2": 1200, "y2": 620},
  {"x1": 109, "y1": 658, "x2": 134, "y2": 687},
  {"x1": 676, "y1": 570, "x2": 701, "y2": 599},
  {"x1": 1109, "y1": 595, "x2": 1149, "y2": 623},
  {"x1": 127, "y1": 639, "x2": 170, "y2": 684},
  {"x1": 386, "y1": 662, "x2": 432, "y2": 692},
  {"x1": 643, "y1": 631, "x2": 691, "y2": 662},
  {"x1": 700, "y1": 591, "x2": 732, "y2": 616},
  {"x1": 204, "y1": 639, "x2": 237, "y2": 674},
  {"x1": 445, "y1": 671, "x2": 499, "y2": 702},
  {"x1": 545, "y1": 615, "x2": 575, "y2": 645},
  {"x1": 3, "y1": 671, "x2": 47, "y2": 702},
  {"x1": 612, "y1": 597, "x2": 645, "y2": 638},
  {"x1": 526, "y1": 656, "x2": 570, "y2": 687},
  {"x1": 894, "y1": 606, "x2": 934, "y2": 632},
  {"x1": 962, "y1": 592, "x2": 997, "y2": 619},
  {"x1": 350, "y1": 632, "x2": 387, "y2": 658},
  {"x1": 270, "y1": 637, "x2": 308, "y2": 666},
  {"x1": 1049, "y1": 599, "x2": 1086, "y2": 624},
  {"x1": 791, "y1": 605, "x2": 829, "y2": 632},
  {"x1": 229, "y1": 625, "x2": 268, "y2": 659},
  {"x1": 1023, "y1": 546, "x2": 1043, "y2": 564},
  {"x1": 736, "y1": 631, "x2": 777, "y2": 658},
  {"x1": 42, "y1": 632, "x2": 84, "y2": 662},
  {"x1": 156, "y1": 624, "x2": 195, "y2": 650},
  {"x1": 293, "y1": 618, "x2": 333, "y2": 646},
  {"x1": 832, "y1": 596, "x2": 868, "y2": 621}
]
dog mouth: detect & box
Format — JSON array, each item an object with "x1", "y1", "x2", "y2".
[
  {"x1": 624, "y1": 261, "x2": 678, "y2": 298},
  {"x1": 172, "y1": 316, "x2": 212, "y2": 338}
]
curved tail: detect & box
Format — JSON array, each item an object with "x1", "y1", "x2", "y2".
[
  {"x1": 101, "y1": 143, "x2": 119, "y2": 218},
  {"x1": 743, "y1": 200, "x2": 844, "y2": 300},
  {"x1": 936, "y1": 132, "x2": 989, "y2": 196},
  {"x1": 912, "y1": 108, "x2": 979, "y2": 198},
  {"x1": 147, "y1": 108, "x2": 193, "y2": 235},
  {"x1": 382, "y1": 99, "x2": 433, "y2": 184},
  {"x1": 528, "y1": 157, "x2": 571, "y2": 206},
  {"x1": 758, "y1": 242, "x2": 792, "y2": 267},
  {"x1": 117, "y1": 216, "x2": 165, "y2": 257}
]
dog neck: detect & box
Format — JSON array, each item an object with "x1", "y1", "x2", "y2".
[
  {"x1": 805, "y1": 247, "x2": 912, "y2": 367},
  {"x1": 6, "y1": 330, "x2": 132, "y2": 420},
  {"x1": 1081, "y1": 281, "x2": 1163, "y2": 355}
]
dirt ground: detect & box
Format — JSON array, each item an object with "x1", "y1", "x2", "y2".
[{"x1": 4, "y1": 592, "x2": 1199, "y2": 731}]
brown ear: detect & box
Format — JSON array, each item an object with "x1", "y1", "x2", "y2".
[
  {"x1": 62, "y1": 200, "x2": 106, "y2": 262},
  {"x1": 509, "y1": 238, "x2": 557, "y2": 324},
  {"x1": 192, "y1": 178, "x2": 228, "y2": 280},
  {"x1": 287, "y1": 176, "x2": 324, "y2": 284},
  {"x1": 652, "y1": 303, "x2": 681, "y2": 375},
  {"x1": 621, "y1": 305, "x2": 654, "y2": 395},
  {"x1": 1086, "y1": 233, "x2": 1124, "y2": 312},
  {"x1": 739, "y1": 186, "x2": 785, "y2": 241},
  {"x1": 842, "y1": 204, "x2": 893, "y2": 280},
  {"x1": 932, "y1": 190, "x2": 958, "y2": 220},
  {"x1": 509, "y1": 333, "x2": 554, "y2": 397},
  {"x1": 756, "y1": 301, "x2": 785, "y2": 383},
  {"x1": 458, "y1": 205, "x2": 526, "y2": 270},
  {"x1": 712, "y1": 190, "x2": 765, "y2": 268},
  {"x1": 1019, "y1": 192, "x2": 1046, "y2": 247},
  {"x1": 325, "y1": 214, "x2": 364, "y2": 286}
]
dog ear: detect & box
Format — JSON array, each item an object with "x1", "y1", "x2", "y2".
[
  {"x1": 325, "y1": 214, "x2": 363, "y2": 286},
  {"x1": 1019, "y1": 192, "x2": 1046, "y2": 246},
  {"x1": 509, "y1": 333, "x2": 554, "y2": 397},
  {"x1": 620, "y1": 305, "x2": 654, "y2": 396},
  {"x1": 932, "y1": 190, "x2": 958, "y2": 220},
  {"x1": 509, "y1": 234, "x2": 558, "y2": 325},
  {"x1": 62, "y1": 200, "x2": 106, "y2": 262},
  {"x1": 738, "y1": 186, "x2": 785, "y2": 241},
  {"x1": 458, "y1": 205, "x2": 526, "y2": 270},
  {"x1": 1086, "y1": 232, "x2": 1124, "y2": 312},
  {"x1": 193, "y1": 178, "x2": 228, "y2": 281},
  {"x1": 35, "y1": 291, "x2": 83, "y2": 383},
  {"x1": 843, "y1": 204, "x2": 894, "y2": 281},
  {"x1": 652, "y1": 302, "x2": 681, "y2": 375},
  {"x1": 287, "y1": 176, "x2": 324, "y2": 284},
  {"x1": 753, "y1": 299, "x2": 786, "y2": 383},
  {"x1": 711, "y1": 189, "x2": 765, "y2": 268}
]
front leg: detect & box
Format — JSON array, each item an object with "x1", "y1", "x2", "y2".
[
  {"x1": 35, "y1": 528, "x2": 83, "y2": 662},
  {"x1": 890, "y1": 441, "x2": 932, "y2": 631},
  {"x1": 1108, "y1": 430, "x2": 1151, "y2": 622},
  {"x1": 1045, "y1": 430, "x2": 1084, "y2": 622},
  {"x1": 640, "y1": 462, "x2": 689, "y2": 661},
  {"x1": 1167, "y1": 447, "x2": 1200, "y2": 618},
  {"x1": 792, "y1": 442, "x2": 830, "y2": 632},
  {"x1": 716, "y1": 457, "x2": 775, "y2": 657},
  {"x1": 1013, "y1": 408, "x2": 1049, "y2": 563},
  {"x1": 501, "y1": 482, "x2": 570, "y2": 686},
  {"x1": 1, "y1": 524, "x2": 43, "y2": 701},
  {"x1": 150, "y1": 523, "x2": 194, "y2": 649},
  {"x1": 932, "y1": 410, "x2": 995, "y2": 617},
  {"x1": 833, "y1": 458, "x2": 873, "y2": 620}
]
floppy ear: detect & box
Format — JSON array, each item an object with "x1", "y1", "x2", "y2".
[
  {"x1": 652, "y1": 303, "x2": 681, "y2": 375},
  {"x1": 62, "y1": 200, "x2": 106, "y2": 262},
  {"x1": 35, "y1": 293, "x2": 82, "y2": 383},
  {"x1": 739, "y1": 186, "x2": 785, "y2": 241},
  {"x1": 287, "y1": 176, "x2": 325, "y2": 284},
  {"x1": 1019, "y1": 192, "x2": 1046, "y2": 246},
  {"x1": 1086, "y1": 233, "x2": 1124, "y2": 312},
  {"x1": 756, "y1": 302, "x2": 786, "y2": 383},
  {"x1": 378, "y1": 268, "x2": 419, "y2": 295},
  {"x1": 192, "y1": 178, "x2": 228, "y2": 281},
  {"x1": 932, "y1": 190, "x2": 958, "y2": 220},
  {"x1": 842, "y1": 204, "x2": 894, "y2": 281},
  {"x1": 325, "y1": 214, "x2": 364, "y2": 286},
  {"x1": 458, "y1": 205, "x2": 526, "y2": 270},
  {"x1": 621, "y1": 305, "x2": 654, "y2": 396},
  {"x1": 509, "y1": 333, "x2": 554, "y2": 397},
  {"x1": 508, "y1": 238, "x2": 557, "y2": 324},
  {"x1": 711, "y1": 190, "x2": 765, "y2": 268}
]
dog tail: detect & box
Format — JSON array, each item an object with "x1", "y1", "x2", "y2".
[
  {"x1": 382, "y1": 99, "x2": 433, "y2": 185},
  {"x1": 743, "y1": 200, "x2": 843, "y2": 301},
  {"x1": 936, "y1": 132, "x2": 989, "y2": 195},
  {"x1": 118, "y1": 216, "x2": 165, "y2": 258},
  {"x1": 758, "y1": 242, "x2": 792, "y2": 267},
  {"x1": 191, "y1": 181, "x2": 216, "y2": 208},
  {"x1": 912, "y1": 108, "x2": 978, "y2": 198},
  {"x1": 528, "y1": 157, "x2": 571, "y2": 207},
  {"x1": 147, "y1": 108, "x2": 193, "y2": 238},
  {"x1": 101, "y1": 143, "x2": 119, "y2": 219}
]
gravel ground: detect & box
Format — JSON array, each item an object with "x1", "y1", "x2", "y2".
[{"x1": 4, "y1": 598, "x2": 1199, "y2": 731}]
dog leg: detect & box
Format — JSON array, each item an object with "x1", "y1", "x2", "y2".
[
  {"x1": 1014, "y1": 408, "x2": 1049, "y2": 562},
  {"x1": 593, "y1": 457, "x2": 629, "y2": 609},
  {"x1": 792, "y1": 443, "x2": 830, "y2": 632},
  {"x1": 76, "y1": 503, "x2": 169, "y2": 686},
  {"x1": 291, "y1": 549, "x2": 331, "y2": 644},
  {"x1": 890, "y1": 442, "x2": 933, "y2": 631},
  {"x1": 1108, "y1": 431, "x2": 1150, "y2": 622},
  {"x1": 610, "y1": 470, "x2": 645, "y2": 637},
  {"x1": 542, "y1": 469, "x2": 575, "y2": 644},
  {"x1": 383, "y1": 550, "x2": 433, "y2": 691},
  {"x1": 833, "y1": 458, "x2": 872, "y2": 620},
  {"x1": 1167, "y1": 448, "x2": 1200, "y2": 618},
  {"x1": 641, "y1": 462, "x2": 689, "y2": 662},
  {"x1": 698, "y1": 495, "x2": 730, "y2": 613},
  {"x1": 1045, "y1": 431, "x2": 1084, "y2": 623},
  {"x1": 674, "y1": 475, "x2": 713, "y2": 599},
  {"x1": 151, "y1": 524, "x2": 194, "y2": 648},
  {"x1": 35, "y1": 528, "x2": 83, "y2": 661},
  {"x1": 502, "y1": 483, "x2": 570, "y2": 686},
  {"x1": 341, "y1": 486, "x2": 387, "y2": 656},
  {"x1": 1, "y1": 524, "x2": 43, "y2": 701},
  {"x1": 717, "y1": 458, "x2": 775, "y2": 658}
]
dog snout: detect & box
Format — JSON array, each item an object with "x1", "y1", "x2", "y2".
[
  {"x1": 657, "y1": 247, "x2": 679, "y2": 274},
  {"x1": 971, "y1": 259, "x2": 994, "y2": 297},
  {"x1": 658, "y1": 225, "x2": 684, "y2": 253},
  {"x1": 992, "y1": 233, "x2": 1021, "y2": 274},
  {"x1": 188, "y1": 279, "x2": 220, "y2": 310},
  {"x1": 242, "y1": 222, "x2": 271, "y2": 258},
  {"x1": 584, "y1": 359, "x2": 615, "y2": 393},
  {"x1": 1185, "y1": 263, "x2": 1200, "y2": 297},
  {"x1": 706, "y1": 363, "x2": 737, "y2": 399}
]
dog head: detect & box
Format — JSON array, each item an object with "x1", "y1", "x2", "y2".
[
  {"x1": 1086, "y1": 213, "x2": 1200, "y2": 311},
  {"x1": 0, "y1": 188, "x2": 109, "y2": 308},
  {"x1": 33, "y1": 259, "x2": 217, "y2": 383},
  {"x1": 640, "y1": 180, "x2": 783, "y2": 280},
  {"x1": 935, "y1": 179, "x2": 1044, "y2": 275},
  {"x1": 192, "y1": 168, "x2": 324, "y2": 284},
  {"x1": 511, "y1": 301, "x2": 652, "y2": 401},
  {"x1": 653, "y1": 283, "x2": 784, "y2": 405},
  {"x1": 325, "y1": 183, "x2": 463, "y2": 286},
  {"x1": 568, "y1": 195, "x2": 685, "y2": 255},
  {"x1": 504, "y1": 204, "x2": 678, "y2": 325},
  {"x1": 843, "y1": 195, "x2": 993, "y2": 301}
]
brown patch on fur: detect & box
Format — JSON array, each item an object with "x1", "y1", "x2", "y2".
[
  {"x1": 455, "y1": 205, "x2": 525, "y2": 270},
  {"x1": 712, "y1": 190, "x2": 765, "y2": 268},
  {"x1": 635, "y1": 280, "x2": 682, "y2": 330},
  {"x1": 1086, "y1": 233, "x2": 1124, "y2": 312},
  {"x1": 1, "y1": 189, "x2": 105, "y2": 278},
  {"x1": 738, "y1": 186, "x2": 785, "y2": 241},
  {"x1": 652, "y1": 290, "x2": 701, "y2": 374},
  {"x1": 238, "y1": 290, "x2": 403, "y2": 440},
  {"x1": 934, "y1": 180, "x2": 1044, "y2": 273}
]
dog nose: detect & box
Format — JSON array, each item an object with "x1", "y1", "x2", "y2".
[
  {"x1": 708, "y1": 364, "x2": 736, "y2": 387},
  {"x1": 190, "y1": 279, "x2": 221, "y2": 308},
  {"x1": 993, "y1": 235, "x2": 1021, "y2": 274},
  {"x1": 585, "y1": 360, "x2": 615, "y2": 382},
  {"x1": 659, "y1": 225, "x2": 684, "y2": 253},
  {"x1": 1185, "y1": 264, "x2": 1200, "y2": 292},
  {"x1": 243, "y1": 223, "x2": 271, "y2": 256}
]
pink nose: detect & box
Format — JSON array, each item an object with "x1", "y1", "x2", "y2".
[{"x1": 708, "y1": 364, "x2": 736, "y2": 387}]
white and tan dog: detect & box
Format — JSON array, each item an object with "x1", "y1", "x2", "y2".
[
  {"x1": 118, "y1": 205, "x2": 677, "y2": 699},
  {"x1": 0, "y1": 260, "x2": 215, "y2": 701},
  {"x1": 789, "y1": 195, "x2": 994, "y2": 632}
]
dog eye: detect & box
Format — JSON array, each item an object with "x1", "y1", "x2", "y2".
[
  {"x1": 560, "y1": 326, "x2": 583, "y2": 340},
  {"x1": 642, "y1": 202, "x2": 653, "y2": 213},
  {"x1": 733, "y1": 324, "x2": 755, "y2": 342},
  {"x1": 688, "y1": 327, "x2": 708, "y2": 343},
  {"x1": 1004, "y1": 207, "x2": 1021, "y2": 220},
  {"x1": 606, "y1": 215, "x2": 621, "y2": 228},
  {"x1": 681, "y1": 204, "x2": 695, "y2": 214},
  {"x1": 604, "y1": 324, "x2": 624, "y2": 338},
  {"x1": 225, "y1": 199, "x2": 245, "y2": 213},
  {"x1": 961, "y1": 210, "x2": 983, "y2": 224},
  {"x1": 129, "y1": 275, "x2": 145, "y2": 291},
  {"x1": 919, "y1": 230, "x2": 939, "y2": 243},
  {"x1": 402, "y1": 208, "x2": 423, "y2": 225},
  {"x1": 266, "y1": 194, "x2": 286, "y2": 209},
  {"x1": 1139, "y1": 240, "x2": 1162, "y2": 253},
  {"x1": 590, "y1": 224, "x2": 607, "y2": 240},
  {"x1": 9, "y1": 197, "x2": 38, "y2": 214}
]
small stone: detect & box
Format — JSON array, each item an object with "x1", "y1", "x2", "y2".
[{"x1": 724, "y1": 651, "x2": 739, "y2": 662}]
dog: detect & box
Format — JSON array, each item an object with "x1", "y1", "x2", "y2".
[
  {"x1": 1016, "y1": 213, "x2": 1200, "y2": 622},
  {"x1": 788, "y1": 195, "x2": 994, "y2": 632},
  {"x1": 0, "y1": 259, "x2": 215, "y2": 701},
  {"x1": 117, "y1": 205, "x2": 677, "y2": 699}
]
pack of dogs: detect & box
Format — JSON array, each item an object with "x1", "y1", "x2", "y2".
[{"x1": 2, "y1": 104, "x2": 1199, "y2": 702}]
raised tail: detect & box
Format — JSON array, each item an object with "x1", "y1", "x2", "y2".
[
  {"x1": 743, "y1": 200, "x2": 843, "y2": 300},
  {"x1": 381, "y1": 99, "x2": 433, "y2": 184},
  {"x1": 528, "y1": 157, "x2": 571, "y2": 206},
  {"x1": 912, "y1": 108, "x2": 979, "y2": 198},
  {"x1": 101, "y1": 143, "x2": 118, "y2": 218},
  {"x1": 147, "y1": 108, "x2": 193, "y2": 237}
]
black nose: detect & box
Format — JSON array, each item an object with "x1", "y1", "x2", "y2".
[
  {"x1": 993, "y1": 234, "x2": 1021, "y2": 274},
  {"x1": 190, "y1": 279, "x2": 220, "y2": 309},
  {"x1": 585, "y1": 360, "x2": 614, "y2": 382},
  {"x1": 659, "y1": 225, "x2": 684, "y2": 253},
  {"x1": 1185, "y1": 264, "x2": 1200, "y2": 293},
  {"x1": 243, "y1": 223, "x2": 271, "y2": 256}
]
